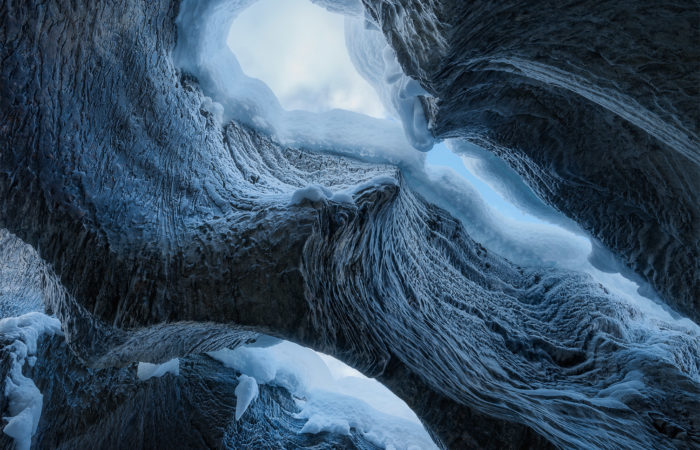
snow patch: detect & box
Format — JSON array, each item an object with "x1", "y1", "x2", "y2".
[
  {"x1": 173, "y1": 0, "x2": 429, "y2": 169},
  {"x1": 208, "y1": 341, "x2": 436, "y2": 449},
  {"x1": 297, "y1": 391, "x2": 433, "y2": 449},
  {"x1": 136, "y1": 358, "x2": 180, "y2": 381},
  {"x1": 345, "y1": 16, "x2": 434, "y2": 150},
  {"x1": 289, "y1": 184, "x2": 333, "y2": 205},
  {"x1": 234, "y1": 374, "x2": 259, "y2": 420},
  {"x1": 1, "y1": 312, "x2": 62, "y2": 450}
]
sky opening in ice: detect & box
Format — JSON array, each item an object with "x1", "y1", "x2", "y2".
[
  {"x1": 227, "y1": 0, "x2": 545, "y2": 224},
  {"x1": 219, "y1": 0, "x2": 698, "y2": 326},
  {"x1": 227, "y1": 0, "x2": 387, "y2": 118}
]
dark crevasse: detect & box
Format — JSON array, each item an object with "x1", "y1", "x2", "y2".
[{"x1": 0, "y1": 0, "x2": 698, "y2": 449}]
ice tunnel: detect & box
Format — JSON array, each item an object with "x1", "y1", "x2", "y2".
[{"x1": 1, "y1": 0, "x2": 698, "y2": 449}]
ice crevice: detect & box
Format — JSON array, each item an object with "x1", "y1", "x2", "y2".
[
  {"x1": 173, "y1": 0, "x2": 682, "y2": 325},
  {"x1": 173, "y1": 0, "x2": 434, "y2": 166}
]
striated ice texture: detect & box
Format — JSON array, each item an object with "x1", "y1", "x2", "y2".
[
  {"x1": 0, "y1": 0, "x2": 698, "y2": 449},
  {"x1": 0, "y1": 313, "x2": 62, "y2": 450}
]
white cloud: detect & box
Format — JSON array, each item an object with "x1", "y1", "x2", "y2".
[{"x1": 227, "y1": 0, "x2": 387, "y2": 118}]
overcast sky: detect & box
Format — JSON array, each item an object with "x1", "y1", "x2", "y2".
[
  {"x1": 227, "y1": 0, "x2": 387, "y2": 118},
  {"x1": 226, "y1": 0, "x2": 542, "y2": 226}
]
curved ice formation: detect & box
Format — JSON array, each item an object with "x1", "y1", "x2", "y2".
[
  {"x1": 173, "y1": 0, "x2": 433, "y2": 158},
  {"x1": 137, "y1": 358, "x2": 180, "y2": 381},
  {"x1": 1, "y1": 330, "x2": 388, "y2": 449},
  {"x1": 361, "y1": 0, "x2": 700, "y2": 321},
  {"x1": 1, "y1": 0, "x2": 699, "y2": 448},
  {"x1": 234, "y1": 374, "x2": 259, "y2": 420},
  {"x1": 0, "y1": 313, "x2": 62, "y2": 450},
  {"x1": 209, "y1": 341, "x2": 436, "y2": 448}
]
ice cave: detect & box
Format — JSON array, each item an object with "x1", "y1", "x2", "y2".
[{"x1": 0, "y1": 0, "x2": 698, "y2": 449}]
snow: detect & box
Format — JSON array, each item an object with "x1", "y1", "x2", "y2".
[
  {"x1": 297, "y1": 391, "x2": 434, "y2": 449},
  {"x1": 345, "y1": 16, "x2": 434, "y2": 150},
  {"x1": 173, "y1": 0, "x2": 430, "y2": 169},
  {"x1": 289, "y1": 176, "x2": 397, "y2": 206},
  {"x1": 208, "y1": 341, "x2": 437, "y2": 449},
  {"x1": 136, "y1": 358, "x2": 180, "y2": 381},
  {"x1": 1, "y1": 312, "x2": 62, "y2": 450},
  {"x1": 289, "y1": 185, "x2": 333, "y2": 206},
  {"x1": 234, "y1": 374, "x2": 259, "y2": 420}
]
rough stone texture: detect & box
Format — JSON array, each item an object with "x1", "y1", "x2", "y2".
[
  {"x1": 362, "y1": 0, "x2": 700, "y2": 321},
  {"x1": 1, "y1": 0, "x2": 699, "y2": 449}
]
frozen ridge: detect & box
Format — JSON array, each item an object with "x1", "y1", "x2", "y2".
[
  {"x1": 0, "y1": 313, "x2": 62, "y2": 450},
  {"x1": 208, "y1": 341, "x2": 438, "y2": 449}
]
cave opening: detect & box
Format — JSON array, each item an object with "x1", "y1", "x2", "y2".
[
  {"x1": 1, "y1": 0, "x2": 698, "y2": 448},
  {"x1": 227, "y1": 0, "x2": 387, "y2": 118}
]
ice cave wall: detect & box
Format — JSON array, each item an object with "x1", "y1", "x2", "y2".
[
  {"x1": 360, "y1": 0, "x2": 700, "y2": 321},
  {"x1": 0, "y1": 0, "x2": 699, "y2": 449}
]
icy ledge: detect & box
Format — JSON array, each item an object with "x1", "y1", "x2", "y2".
[
  {"x1": 173, "y1": 0, "x2": 433, "y2": 169},
  {"x1": 208, "y1": 340, "x2": 437, "y2": 450},
  {"x1": 0, "y1": 313, "x2": 62, "y2": 450}
]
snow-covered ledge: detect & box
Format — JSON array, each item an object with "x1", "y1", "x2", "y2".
[{"x1": 172, "y1": 0, "x2": 434, "y2": 170}]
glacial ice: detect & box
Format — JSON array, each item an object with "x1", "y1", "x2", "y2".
[
  {"x1": 234, "y1": 374, "x2": 259, "y2": 420},
  {"x1": 173, "y1": 0, "x2": 431, "y2": 170},
  {"x1": 137, "y1": 358, "x2": 180, "y2": 381},
  {"x1": 0, "y1": 313, "x2": 62, "y2": 450},
  {"x1": 208, "y1": 341, "x2": 437, "y2": 449}
]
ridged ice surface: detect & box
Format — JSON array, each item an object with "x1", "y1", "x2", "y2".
[
  {"x1": 361, "y1": 0, "x2": 699, "y2": 321},
  {"x1": 301, "y1": 172, "x2": 700, "y2": 448},
  {"x1": 0, "y1": 334, "x2": 381, "y2": 449},
  {"x1": 1, "y1": 0, "x2": 698, "y2": 448}
]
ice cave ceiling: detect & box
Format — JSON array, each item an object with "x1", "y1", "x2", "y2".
[{"x1": 0, "y1": 0, "x2": 698, "y2": 449}]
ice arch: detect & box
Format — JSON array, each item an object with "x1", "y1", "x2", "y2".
[
  {"x1": 173, "y1": 0, "x2": 434, "y2": 163},
  {"x1": 1, "y1": 0, "x2": 698, "y2": 448}
]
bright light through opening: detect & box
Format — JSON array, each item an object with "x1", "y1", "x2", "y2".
[{"x1": 227, "y1": 0, "x2": 387, "y2": 118}]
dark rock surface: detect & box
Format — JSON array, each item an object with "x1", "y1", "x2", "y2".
[
  {"x1": 362, "y1": 0, "x2": 700, "y2": 321},
  {"x1": 0, "y1": 0, "x2": 698, "y2": 449}
]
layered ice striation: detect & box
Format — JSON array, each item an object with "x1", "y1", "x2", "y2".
[
  {"x1": 360, "y1": 0, "x2": 700, "y2": 321},
  {"x1": 0, "y1": 0, "x2": 698, "y2": 448}
]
